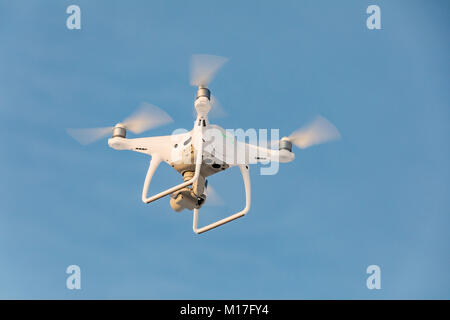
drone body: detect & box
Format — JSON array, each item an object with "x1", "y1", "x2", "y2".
[{"x1": 68, "y1": 55, "x2": 340, "y2": 234}]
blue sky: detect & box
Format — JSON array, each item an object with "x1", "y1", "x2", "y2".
[{"x1": 0, "y1": 0, "x2": 449, "y2": 299}]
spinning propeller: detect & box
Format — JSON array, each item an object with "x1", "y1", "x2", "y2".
[
  {"x1": 67, "y1": 103, "x2": 173, "y2": 145},
  {"x1": 190, "y1": 54, "x2": 228, "y2": 87},
  {"x1": 190, "y1": 54, "x2": 228, "y2": 118},
  {"x1": 274, "y1": 115, "x2": 341, "y2": 149},
  {"x1": 204, "y1": 181, "x2": 224, "y2": 207}
]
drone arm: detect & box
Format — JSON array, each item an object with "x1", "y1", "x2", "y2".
[
  {"x1": 192, "y1": 164, "x2": 251, "y2": 234},
  {"x1": 141, "y1": 137, "x2": 204, "y2": 204},
  {"x1": 233, "y1": 141, "x2": 295, "y2": 164}
]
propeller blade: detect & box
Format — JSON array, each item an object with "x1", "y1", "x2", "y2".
[
  {"x1": 67, "y1": 103, "x2": 173, "y2": 145},
  {"x1": 205, "y1": 184, "x2": 224, "y2": 207},
  {"x1": 288, "y1": 116, "x2": 341, "y2": 149},
  {"x1": 190, "y1": 54, "x2": 228, "y2": 87},
  {"x1": 66, "y1": 127, "x2": 113, "y2": 145},
  {"x1": 123, "y1": 102, "x2": 173, "y2": 134},
  {"x1": 209, "y1": 95, "x2": 227, "y2": 118}
]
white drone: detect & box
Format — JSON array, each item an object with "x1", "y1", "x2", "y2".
[{"x1": 68, "y1": 54, "x2": 340, "y2": 234}]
